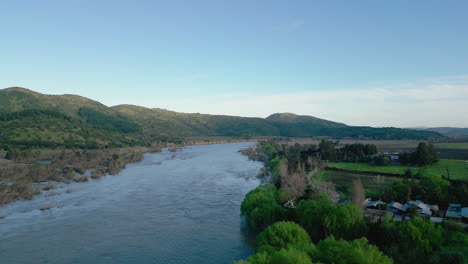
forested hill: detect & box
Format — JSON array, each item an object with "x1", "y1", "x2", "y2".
[
  {"x1": 0, "y1": 87, "x2": 444, "y2": 149},
  {"x1": 266, "y1": 112, "x2": 347, "y2": 128},
  {"x1": 420, "y1": 127, "x2": 468, "y2": 137}
]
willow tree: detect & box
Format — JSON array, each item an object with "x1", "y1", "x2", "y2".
[{"x1": 279, "y1": 161, "x2": 307, "y2": 200}]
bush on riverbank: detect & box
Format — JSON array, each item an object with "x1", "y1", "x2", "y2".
[
  {"x1": 240, "y1": 185, "x2": 287, "y2": 231},
  {"x1": 236, "y1": 220, "x2": 392, "y2": 264}
]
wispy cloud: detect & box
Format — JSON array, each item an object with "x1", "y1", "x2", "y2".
[{"x1": 147, "y1": 75, "x2": 468, "y2": 127}]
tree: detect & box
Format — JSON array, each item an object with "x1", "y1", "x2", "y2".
[
  {"x1": 5, "y1": 148, "x2": 20, "y2": 161},
  {"x1": 308, "y1": 180, "x2": 339, "y2": 202},
  {"x1": 240, "y1": 185, "x2": 286, "y2": 231},
  {"x1": 412, "y1": 142, "x2": 438, "y2": 166},
  {"x1": 269, "y1": 248, "x2": 313, "y2": 264},
  {"x1": 310, "y1": 237, "x2": 392, "y2": 264},
  {"x1": 235, "y1": 247, "x2": 314, "y2": 264},
  {"x1": 319, "y1": 139, "x2": 337, "y2": 161},
  {"x1": 258, "y1": 221, "x2": 311, "y2": 250},
  {"x1": 351, "y1": 178, "x2": 365, "y2": 211},
  {"x1": 279, "y1": 161, "x2": 307, "y2": 200},
  {"x1": 383, "y1": 182, "x2": 411, "y2": 203},
  {"x1": 369, "y1": 216, "x2": 445, "y2": 264},
  {"x1": 296, "y1": 195, "x2": 367, "y2": 241},
  {"x1": 411, "y1": 175, "x2": 450, "y2": 204},
  {"x1": 374, "y1": 156, "x2": 390, "y2": 166}
]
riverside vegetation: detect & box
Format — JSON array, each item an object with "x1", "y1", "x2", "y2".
[
  {"x1": 0, "y1": 146, "x2": 162, "y2": 206},
  {"x1": 237, "y1": 140, "x2": 468, "y2": 264},
  {"x1": 0, "y1": 87, "x2": 452, "y2": 206}
]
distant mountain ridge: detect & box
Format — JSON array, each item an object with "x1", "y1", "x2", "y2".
[
  {"x1": 414, "y1": 127, "x2": 468, "y2": 137},
  {"x1": 266, "y1": 113, "x2": 347, "y2": 128},
  {"x1": 0, "y1": 87, "x2": 444, "y2": 149}
]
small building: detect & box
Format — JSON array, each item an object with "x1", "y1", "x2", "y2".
[
  {"x1": 462, "y1": 207, "x2": 468, "y2": 218},
  {"x1": 390, "y1": 154, "x2": 399, "y2": 162},
  {"x1": 388, "y1": 202, "x2": 407, "y2": 214},
  {"x1": 365, "y1": 199, "x2": 386, "y2": 209},
  {"x1": 446, "y1": 204, "x2": 462, "y2": 219},
  {"x1": 461, "y1": 207, "x2": 468, "y2": 223},
  {"x1": 430, "y1": 217, "x2": 444, "y2": 223},
  {"x1": 364, "y1": 208, "x2": 391, "y2": 222},
  {"x1": 406, "y1": 200, "x2": 433, "y2": 217}
]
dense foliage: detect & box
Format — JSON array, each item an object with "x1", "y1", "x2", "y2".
[
  {"x1": 319, "y1": 139, "x2": 378, "y2": 162},
  {"x1": 383, "y1": 175, "x2": 467, "y2": 206},
  {"x1": 237, "y1": 219, "x2": 392, "y2": 264},
  {"x1": 240, "y1": 185, "x2": 287, "y2": 231},
  {"x1": 0, "y1": 109, "x2": 139, "y2": 151},
  {"x1": 257, "y1": 221, "x2": 311, "y2": 250},
  {"x1": 78, "y1": 107, "x2": 141, "y2": 133},
  {"x1": 238, "y1": 141, "x2": 467, "y2": 264},
  {"x1": 310, "y1": 237, "x2": 393, "y2": 264},
  {"x1": 240, "y1": 184, "x2": 467, "y2": 264},
  {"x1": 367, "y1": 217, "x2": 468, "y2": 264},
  {"x1": 295, "y1": 194, "x2": 367, "y2": 242},
  {"x1": 400, "y1": 142, "x2": 439, "y2": 166}
]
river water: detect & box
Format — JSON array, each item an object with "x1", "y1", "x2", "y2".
[{"x1": 0, "y1": 142, "x2": 262, "y2": 264}]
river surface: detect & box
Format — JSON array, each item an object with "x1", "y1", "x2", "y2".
[{"x1": 0, "y1": 142, "x2": 262, "y2": 264}]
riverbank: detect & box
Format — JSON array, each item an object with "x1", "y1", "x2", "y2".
[
  {"x1": 0, "y1": 142, "x2": 262, "y2": 264},
  {"x1": 0, "y1": 139, "x2": 260, "y2": 206},
  {"x1": 0, "y1": 147, "x2": 151, "y2": 205}
]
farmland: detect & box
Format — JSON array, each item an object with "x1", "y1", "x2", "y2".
[
  {"x1": 326, "y1": 159, "x2": 468, "y2": 180},
  {"x1": 282, "y1": 139, "x2": 468, "y2": 160},
  {"x1": 314, "y1": 170, "x2": 400, "y2": 199}
]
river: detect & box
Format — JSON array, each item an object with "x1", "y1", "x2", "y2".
[{"x1": 0, "y1": 142, "x2": 262, "y2": 264}]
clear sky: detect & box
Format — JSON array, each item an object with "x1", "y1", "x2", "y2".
[{"x1": 1, "y1": 0, "x2": 468, "y2": 127}]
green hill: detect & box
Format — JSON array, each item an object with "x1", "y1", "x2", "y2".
[
  {"x1": 0, "y1": 87, "x2": 113, "y2": 118},
  {"x1": 422, "y1": 127, "x2": 468, "y2": 137},
  {"x1": 266, "y1": 112, "x2": 347, "y2": 128},
  {"x1": 0, "y1": 87, "x2": 445, "y2": 149},
  {"x1": 0, "y1": 109, "x2": 139, "y2": 149}
]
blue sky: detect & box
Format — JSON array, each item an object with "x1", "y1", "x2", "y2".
[{"x1": 1, "y1": 0, "x2": 468, "y2": 127}]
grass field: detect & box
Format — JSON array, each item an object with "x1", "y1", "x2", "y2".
[
  {"x1": 326, "y1": 159, "x2": 468, "y2": 180},
  {"x1": 434, "y1": 143, "x2": 468, "y2": 149},
  {"x1": 314, "y1": 170, "x2": 400, "y2": 200}
]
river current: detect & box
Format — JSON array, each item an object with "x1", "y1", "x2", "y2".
[{"x1": 0, "y1": 142, "x2": 262, "y2": 264}]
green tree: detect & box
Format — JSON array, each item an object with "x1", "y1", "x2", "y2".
[
  {"x1": 236, "y1": 248, "x2": 314, "y2": 264},
  {"x1": 258, "y1": 221, "x2": 311, "y2": 250},
  {"x1": 412, "y1": 142, "x2": 438, "y2": 166},
  {"x1": 383, "y1": 182, "x2": 411, "y2": 203},
  {"x1": 269, "y1": 248, "x2": 313, "y2": 264},
  {"x1": 240, "y1": 185, "x2": 286, "y2": 231},
  {"x1": 310, "y1": 237, "x2": 393, "y2": 264},
  {"x1": 296, "y1": 194, "x2": 367, "y2": 241},
  {"x1": 319, "y1": 139, "x2": 337, "y2": 161},
  {"x1": 411, "y1": 175, "x2": 450, "y2": 204}
]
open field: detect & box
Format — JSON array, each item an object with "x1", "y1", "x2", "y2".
[
  {"x1": 284, "y1": 139, "x2": 419, "y2": 152},
  {"x1": 327, "y1": 161, "x2": 416, "y2": 175},
  {"x1": 282, "y1": 139, "x2": 468, "y2": 160},
  {"x1": 433, "y1": 143, "x2": 468, "y2": 149},
  {"x1": 326, "y1": 159, "x2": 468, "y2": 180},
  {"x1": 314, "y1": 170, "x2": 401, "y2": 199}
]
